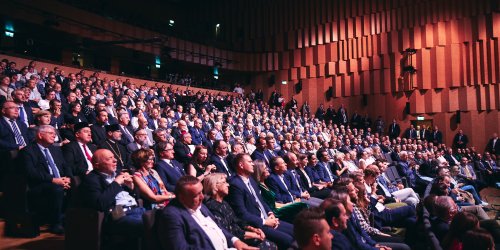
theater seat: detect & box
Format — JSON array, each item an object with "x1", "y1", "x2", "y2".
[
  {"x1": 142, "y1": 209, "x2": 161, "y2": 250},
  {"x1": 422, "y1": 207, "x2": 442, "y2": 250},
  {"x1": 65, "y1": 207, "x2": 104, "y2": 250}
]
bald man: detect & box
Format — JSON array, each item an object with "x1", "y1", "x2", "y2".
[{"x1": 79, "y1": 149, "x2": 145, "y2": 239}]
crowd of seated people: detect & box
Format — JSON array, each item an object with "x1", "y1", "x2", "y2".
[{"x1": 1, "y1": 57, "x2": 499, "y2": 249}]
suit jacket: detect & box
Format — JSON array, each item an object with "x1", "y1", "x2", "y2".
[
  {"x1": 314, "y1": 161, "x2": 336, "y2": 182},
  {"x1": 388, "y1": 123, "x2": 401, "y2": 139},
  {"x1": 155, "y1": 159, "x2": 185, "y2": 192},
  {"x1": 432, "y1": 130, "x2": 443, "y2": 144},
  {"x1": 62, "y1": 141, "x2": 97, "y2": 177},
  {"x1": 485, "y1": 137, "x2": 500, "y2": 155},
  {"x1": 189, "y1": 127, "x2": 205, "y2": 145},
  {"x1": 126, "y1": 142, "x2": 143, "y2": 154},
  {"x1": 453, "y1": 133, "x2": 468, "y2": 148},
  {"x1": 119, "y1": 124, "x2": 135, "y2": 146},
  {"x1": 210, "y1": 154, "x2": 234, "y2": 177},
  {"x1": 345, "y1": 214, "x2": 377, "y2": 250},
  {"x1": 226, "y1": 175, "x2": 272, "y2": 228},
  {"x1": 250, "y1": 149, "x2": 270, "y2": 168},
  {"x1": 21, "y1": 142, "x2": 72, "y2": 188},
  {"x1": 331, "y1": 230, "x2": 355, "y2": 250},
  {"x1": 157, "y1": 199, "x2": 234, "y2": 250},
  {"x1": 79, "y1": 170, "x2": 131, "y2": 212},
  {"x1": 265, "y1": 173, "x2": 295, "y2": 203},
  {"x1": 90, "y1": 123, "x2": 107, "y2": 145},
  {"x1": 174, "y1": 141, "x2": 192, "y2": 164},
  {"x1": 0, "y1": 117, "x2": 31, "y2": 151},
  {"x1": 19, "y1": 102, "x2": 34, "y2": 126}
]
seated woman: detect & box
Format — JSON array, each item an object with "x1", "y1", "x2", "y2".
[
  {"x1": 202, "y1": 173, "x2": 276, "y2": 249},
  {"x1": 131, "y1": 148, "x2": 175, "y2": 210},
  {"x1": 252, "y1": 160, "x2": 307, "y2": 223},
  {"x1": 33, "y1": 110, "x2": 70, "y2": 146},
  {"x1": 442, "y1": 211, "x2": 479, "y2": 250},
  {"x1": 186, "y1": 145, "x2": 216, "y2": 181}
]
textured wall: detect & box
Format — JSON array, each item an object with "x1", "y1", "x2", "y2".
[{"x1": 248, "y1": 0, "x2": 500, "y2": 149}]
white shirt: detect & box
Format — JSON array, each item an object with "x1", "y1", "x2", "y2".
[
  {"x1": 189, "y1": 206, "x2": 236, "y2": 250},
  {"x1": 78, "y1": 142, "x2": 93, "y2": 171}
]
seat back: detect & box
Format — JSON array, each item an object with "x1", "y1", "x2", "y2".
[
  {"x1": 422, "y1": 207, "x2": 442, "y2": 250},
  {"x1": 65, "y1": 207, "x2": 104, "y2": 250},
  {"x1": 142, "y1": 209, "x2": 161, "y2": 250}
]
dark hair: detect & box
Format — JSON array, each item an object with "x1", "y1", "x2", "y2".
[
  {"x1": 293, "y1": 208, "x2": 327, "y2": 248},
  {"x1": 174, "y1": 175, "x2": 200, "y2": 195},
  {"x1": 442, "y1": 212, "x2": 479, "y2": 250},
  {"x1": 320, "y1": 198, "x2": 344, "y2": 226},
  {"x1": 192, "y1": 145, "x2": 208, "y2": 161},
  {"x1": 461, "y1": 228, "x2": 494, "y2": 250},
  {"x1": 269, "y1": 156, "x2": 282, "y2": 172},
  {"x1": 430, "y1": 182, "x2": 449, "y2": 196}
]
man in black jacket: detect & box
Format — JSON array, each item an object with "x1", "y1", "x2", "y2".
[
  {"x1": 79, "y1": 149, "x2": 144, "y2": 238},
  {"x1": 62, "y1": 122, "x2": 97, "y2": 177},
  {"x1": 21, "y1": 125, "x2": 72, "y2": 234}
]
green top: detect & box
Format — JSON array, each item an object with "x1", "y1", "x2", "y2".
[{"x1": 258, "y1": 183, "x2": 308, "y2": 223}]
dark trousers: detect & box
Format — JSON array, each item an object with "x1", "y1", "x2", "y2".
[
  {"x1": 374, "y1": 205, "x2": 416, "y2": 229},
  {"x1": 261, "y1": 220, "x2": 294, "y2": 250},
  {"x1": 28, "y1": 182, "x2": 65, "y2": 226}
]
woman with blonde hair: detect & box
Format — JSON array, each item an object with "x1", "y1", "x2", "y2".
[
  {"x1": 202, "y1": 173, "x2": 274, "y2": 249},
  {"x1": 131, "y1": 148, "x2": 175, "y2": 210}
]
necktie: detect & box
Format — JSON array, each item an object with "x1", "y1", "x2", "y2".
[
  {"x1": 246, "y1": 181, "x2": 267, "y2": 219},
  {"x1": 122, "y1": 126, "x2": 133, "y2": 142},
  {"x1": 324, "y1": 162, "x2": 334, "y2": 182},
  {"x1": 43, "y1": 148, "x2": 61, "y2": 178},
  {"x1": 19, "y1": 106, "x2": 26, "y2": 124},
  {"x1": 279, "y1": 175, "x2": 295, "y2": 201},
  {"x1": 10, "y1": 119, "x2": 26, "y2": 146},
  {"x1": 220, "y1": 157, "x2": 231, "y2": 176},
  {"x1": 291, "y1": 170, "x2": 303, "y2": 193},
  {"x1": 82, "y1": 143, "x2": 93, "y2": 162}
]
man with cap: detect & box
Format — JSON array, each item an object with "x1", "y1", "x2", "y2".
[
  {"x1": 20, "y1": 125, "x2": 72, "y2": 234},
  {"x1": 97, "y1": 124, "x2": 130, "y2": 174},
  {"x1": 62, "y1": 122, "x2": 97, "y2": 178}
]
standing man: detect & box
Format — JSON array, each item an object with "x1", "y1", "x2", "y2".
[
  {"x1": 453, "y1": 129, "x2": 469, "y2": 149},
  {"x1": 388, "y1": 119, "x2": 401, "y2": 140}
]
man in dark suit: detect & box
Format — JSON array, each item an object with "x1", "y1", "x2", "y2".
[
  {"x1": 227, "y1": 153, "x2": 294, "y2": 249},
  {"x1": 432, "y1": 126, "x2": 443, "y2": 144},
  {"x1": 420, "y1": 126, "x2": 431, "y2": 142},
  {"x1": 97, "y1": 124, "x2": 130, "y2": 173},
  {"x1": 485, "y1": 132, "x2": 499, "y2": 159},
  {"x1": 210, "y1": 140, "x2": 234, "y2": 177},
  {"x1": 251, "y1": 137, "x2": 270, "y2": 169},
  {"x1": 453, "y1": 129, "x2": 468, "y2": 149},
  {"x1": 284, "y1": 152, "x2": 330, "y2": 199},
  {"x1": 79, "y1": 149, "x2": 144, "y2": 240},
  {"x1": 62, "y1": 122, "x2": 97, "y2": 177},
  {"x1": 189, "y1": 118, "x2": 206, "y2": 146},
  {"x1": 12, "y1": 89, "x2": 34, "y2": 127},
  {"x1": 117, "y1": 112, "x2": 134, "y2": 146},
  {"x1": 388, "y1": 119, "x2": 401, "y2": 140},
  {"x1": 126, "y1": 129, "x2": 150, "y2": 153},
  {"x1": 314, "y1": 149, "x2": 337, "y2": 183},
  {"x1": 90, "y1": 110, "x2": 108, "y2": 145},
  {"x1": 430, "y1": 196, "x2": 457, "y2": 241},
  {"x1": 156, "y1": 175, "x2": 252, "y2": 250},
  {"x1": 203, "y1": 128, "x2": 217, "y2": 156},
  {"x1": 321, "y1": 199, "x2": 355, "y2": 250},
  {"x1": 404, "y1": 125, "x2": 417, "y2": 139},
  {"x1": 174, "y1": 132, "x2": 192, "y2": 164},
  {"x1": 20, "y1": 125, "x2": 72, "y2": 234},
  {"x1": 155, "y1": 142, "x2": 186, "y2": 191}
]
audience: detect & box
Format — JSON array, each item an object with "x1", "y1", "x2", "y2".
[{"x1": 0, "y1": 57, "x2": 499, "y2": 249}]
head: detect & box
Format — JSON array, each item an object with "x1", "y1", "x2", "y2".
[
  {"x1": 175, "y1": 175, "x2": 204, "y2": 210},
  {"x1": 1, "y1": 101, "x2": 19, "y2": 119},
  {"x1": 131, "y1": 148, "x2": 155, "y2": 170},
  {"x1": 35, "y1": 110, "x2": 52, "y2": 125},
  {"x1": 253, "y1": 159, "x2": 270, "y2": 182},
  {"x1": 434, "y1": 196, "x2": 458, "y2": 222},
  {"x1": 293, "y1": 208, "x2": 332, "y2": 250},
  {"x1": 270, "y1": 156, "x2": 288, "y2": 175},
  {"x1": 75, "y1": 122, "x2": 92, "y2": 144},
  {"x1": 214, "y1": 140, "x2": 228, "y2": 157},
  {"x1": 105, "y1": 124, "x2": 122, "y2": 141},
  {"x1": 156, "y1": 142, "x2": 175, "y2": 160},
  {"x1": 461, "y1": 228, "x2": 495, "y2": 250},
  {"x1": 321, "y1": 198, "x2": 349, "y2": 231},
  {"x1": 96, "y1": 110, "x2": 109, "y2": 124},
  {"x1": 35, "y1": 125, "x2": 57, "y2": 147},
  {"x1": 193, "y1": 145, "x2": 208, "y2": 163},
  {"x1": 202, "y1": 173, "x2": 229, "y2": 199},
  {"x1": 92, "y1": 149, "x2": 118, "y2": 175},
  {"x1": 234, "y1": 153, "x2": 254, "y2": 177},
  {"x1": 283, "y1": 152, "x2": 299, "y2": 170}
]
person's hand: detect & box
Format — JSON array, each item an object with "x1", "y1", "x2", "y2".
[
  {"x1": 52, "y1": 177, "x2": 71, "y2": 189},
  {"x1": 62, "y1": 139, "x2": 71, "y2": 145},
  {"x1": 375, "y1": 244, "x2": 392, "y2": 250},
  {"x1": 233, "y1": 240, "x2": 259, "y2": 250},
  {"x1": 264, "y1": 217, "x2": 279, "y2": 229},
  {"x1": 18, "y1": 145, "x2": 26, "y2": 150},
  {"x1": 206, "y1": 164, "x2": 216, "y2": 173},
  {"x1": 114, "y1": 173, "x2": 131, "y2": 185},
  {"x1": 379, "y1": 232, "x2": 391, "y2": 237},
  {"x1": 301, "y1": 191, "x2": 310, "y2": 199}
]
